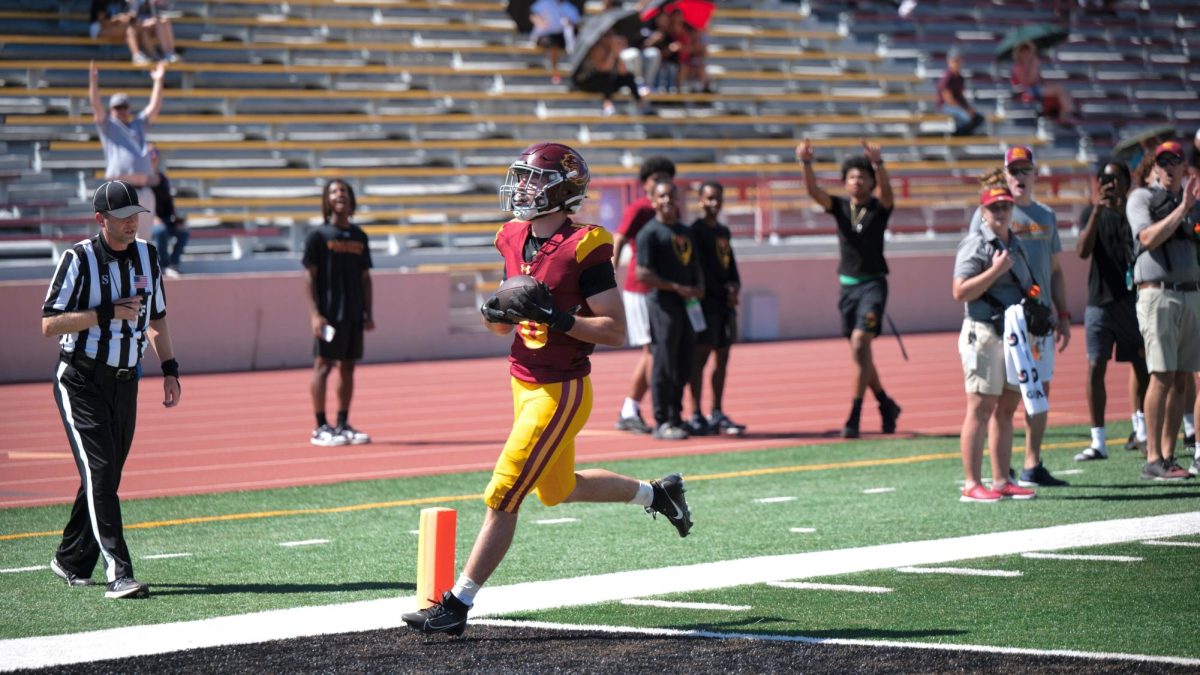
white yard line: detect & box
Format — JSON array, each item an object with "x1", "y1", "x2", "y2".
[
  {"x1": 474, "y1": 619, "x2": 1200, "y2": 668},
  {"x1": 1021, "y1": 552, "x2": 1141, "y2": 562},
  {"x1": 535, "y1": 518, "x2": 579, "y2": 525},
  {"x1": 896, "y1": 566, "x2": 1021, "y2": 577},
  {"x1": 789, "y1": 527, "x2": 816, "y2": 533},
  {"x1": 2, "y1": 512, "x2": 1198, "y2": 672},
  {"x1": 862, "y1": 487, "x2": 896, "y2": 494},
  {"x1": 278, "y1": 539, "x2": 330, "y2": 547},
  {"x1": 767, "y1": 581, "x2": 892, "y2": 594},
  {"x1": 0, "y1": 566, "x2": 46, "y2": 574},
  {"x1": 1142, "y1": 539, "x2": 1200, "y2": 548},
  {"x1": 621, "y1": 599, "x2": 750, "y2": 611},
  {"x1": 142, "y1": 553, "x2": 193, "y2": 560},
  {"x1": 755, "y1": 496, "x2": 797, "y2": 503}
]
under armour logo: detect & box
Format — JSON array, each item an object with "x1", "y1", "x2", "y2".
[{"x1": 520, "y1": 263, "x2": 532, "y2": 275}]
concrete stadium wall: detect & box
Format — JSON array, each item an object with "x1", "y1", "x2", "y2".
[{"x1": 0, "y1": 252, "x2": 1091, "y2": 384}]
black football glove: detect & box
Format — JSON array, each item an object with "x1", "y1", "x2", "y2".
[
  {"x1": 507, "y1": 282, "x2": 578, "y2": 332},
  {"x1": 480, "y1": 295, "x2": 515, "y2": 324}
]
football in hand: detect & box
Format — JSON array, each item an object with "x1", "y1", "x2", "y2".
[{"x1": 490, "y1": 274, "x2": 545, "y2": 315}]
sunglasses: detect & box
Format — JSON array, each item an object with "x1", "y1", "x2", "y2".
[
  {"x1": 111, "y1": 104, "x2": 130, "y2": 110},
  {"x1": 985, "y1": 203, "x2": 1014, "y2": 213},
  {"x1": 1007, "y1": 167, "x2": 1035, "y2": 176},
  {"x1": 1156, "y1": 155, "x2": 1184, "y2": 168}
]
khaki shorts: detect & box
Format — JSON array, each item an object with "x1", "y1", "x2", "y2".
[
  {"x1": 959, "y1": 319, "x2": 1019, "y2": 396},
  {"x1": 1136, "y1": 287, "x2": 1200, "y2": 373}
]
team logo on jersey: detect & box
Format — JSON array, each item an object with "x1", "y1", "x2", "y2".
[
  {"x1": 672, "y1": 235, "x2": 692, "y2": 266},
  {"x1": 717, "y1": 237, "x2": 731, "y2": 269},
  {"x1": 516, "y1": 320, "x2": 549, "y2": 350},
  {"x1": 520, "y1": 262, "x2": 532, "y2": 275}
]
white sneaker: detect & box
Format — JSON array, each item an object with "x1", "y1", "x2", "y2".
[
  {"x1": 164, "y1": 267, "x2": 181, "y2": 279},
  {"x1": 132, "y1": 53, "x2": 151, "y2": 66},
  {"x1": 337, "y1": 424, "x2": 371, "y2": 445},
  {"x1": 898, "y1": 0, "x2": 918, "y2": 17},
  {"x1": 311, "y1": 424, "x2": 348, "y2": 447}
]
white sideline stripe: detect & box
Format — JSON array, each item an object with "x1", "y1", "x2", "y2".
[
  {"x1": 1021, "y1": 552, "x2": 1141, "y2": 562},
  {"x1": 0, "y1": 566, "x2": 46, "y2": 574},
  {"x1": 408, "y1": 529, "x2": 419, "y2": 535},
  {"x1": 767, "y1": 581, "x2": 892, "y2": 594},
  {"x1": 278, "y1": 539, "x2": 330, "y2": 547},
  {"x1": 473, "y1": 619, "x2": 1200, "y2": 668},
  {"x1": 755, "y1": 496, "x2": 797, "y2": 503},
  {"x1": 141, "y1": 553, "x2": 192, "y2": 560},
  {"x1": 1142, "y1": 539, "x2": 1200, "y2": 548},
  {"x1": 622, "y1": 599, "x2": 750, "y2": 611},
  {"x1": 1056, "y1": 469, "x2": 1085, "y2": 476},
  {"x1": 862, "y1": 487, "x2": 896, "y2": 494},
  {"x1": 789, "y1": 527, "x2": 816, "y2": 533},
  {"x1": 535, "y1": 518, "x2": 579, "y2": 525},
  {"x1": 896, "y1": 566, "x2": 1021, "y2": 577},
  {"x1": 2, "y1": 512, "x2": 1198, "y2": 671}
]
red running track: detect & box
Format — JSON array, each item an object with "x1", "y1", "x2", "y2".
[{"x1": 1, "y1": 329, "x2": 1132, "y2": 508}]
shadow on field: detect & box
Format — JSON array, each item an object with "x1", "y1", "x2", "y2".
[
  {"x1": 673, "y1": 618, "x2": 967, "y2": 640},
  {"x1": 1054, "y1": 489, "x2": 1200, "y2": 502},
  {"x1": 151, "y1": 581, "x2": 414, "y2": 596}
]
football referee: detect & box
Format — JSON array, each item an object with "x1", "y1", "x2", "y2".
[{"x1": 41, "y1": 180, "x2": 181, "y2": 599}]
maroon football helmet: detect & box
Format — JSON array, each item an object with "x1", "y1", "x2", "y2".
[{"x1": 499, "y1": 142, "x2": 590, "y2": 221}]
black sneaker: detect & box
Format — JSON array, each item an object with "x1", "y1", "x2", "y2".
[
  {"x1": 615, "y1": 414, "x2": 652, "y2": 434},
  {"x1": 841, "y1": 424, "x2": 860, "y2": 439},
  {"x1": 879, "y1": 398, "x2": 901, "y2": 434},
  {"x1": 401, "y1": 591, "x2": 470, "y2": 636},
  {"x1": 652, "y1": 423, "x2": 689, "y2": 440},
  {"x1": 685, "y1": 413, "x2": 713, "y2": 436},
  {"x1": 50, "y1": 558, "x2": 93, "y2": 587},
  {"x1": 1185, "y1": 433, "x2": 1196, "y2": 448},
  {"x1": 1018, "y1": 461, "x2": 1069, "y2": 487},
  {"x1": 708, "y1": 410, "x2": 746, "y2": 436},
  {"x1": 647, "y1": 473, "x2": 692, "y2": 537},
  {"x1": 337, "y1": 424, "x2": 371, "y2": 445},
  {"x1": 105, "y1": 577, "x2": 150, "y2": 599},
  {"x1": 1124, "y1": 431, "x2": 1144, "y2": 453},
  {"x1": 311, "y1": 424, "x2": 348, "y2": 447}
]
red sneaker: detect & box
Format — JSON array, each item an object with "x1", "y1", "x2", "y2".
[
  {"x1": 992, "y1": 482, "x2": 1036, "y2": 500},
  {"x1": 960, "y1": 484, "x2": 1002, "y2": 503}
]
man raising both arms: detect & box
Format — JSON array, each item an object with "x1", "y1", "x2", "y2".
[{"x1": 401, "y1": 143, "x2": 692, "y2": 636}]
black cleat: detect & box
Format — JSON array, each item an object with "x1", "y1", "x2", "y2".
[
  {"x1": 402, "y1": 591, "x2": 470, "y2": 636},
  {"x1": 880, "y1": 398, "x2": 901, "y2": 434},
  {"x1": 684, "y1": 413, "x2": 714, "y2": 436},
  {"x1": 648, "y1": 473, "x2": 692, "y2": 538},
  {"x1": 841, "y1": 424, "x2": 860, "y2": 439}
]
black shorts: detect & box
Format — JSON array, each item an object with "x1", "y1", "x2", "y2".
[
  {"x1": 536, "y1": 33, "x2": 567, "y2": 50},
  {"x1": 696, "y1": 303, "x2": 737, "y2": 348},
  {"x1": 839, "y1": 277, "x2": 888, "y2": 338},
  {"x1": 314, "y1": 320, "x2": 364, "y2": 361},
  {"x1": 1084, "y1": 300, "x2": 1144, "y2": 364}
]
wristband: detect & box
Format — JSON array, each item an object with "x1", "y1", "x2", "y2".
[
  {"x1": 1057, "y1": 311, "x2": 1071, "y2": 321},
  {"x1": 96, "y1": 304, "x2": 114, "y2": 324},
  {"x1": 161, "y1": 358, "x2": 180, "y2": 378}
]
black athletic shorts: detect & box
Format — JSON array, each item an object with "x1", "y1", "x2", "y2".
[
  {"x1": 314, "y1": 320, "x2": 364, "y2": 361},
  {"x1": 838, "y1": 277, "x2": 888, "y2": 338},
  {"x1": 536, "y1": 33, "x2": 567, "y2": 50},
  {"x1": 697, "y1": 302, "x2": 737, "y2": 348},
  {"x1": 1084, "y1": 300, "x2": 1144, "y2": 364}
]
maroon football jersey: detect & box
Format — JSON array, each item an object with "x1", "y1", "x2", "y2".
[{"x1": 494, "y1": 218, "x2": 614, "y2": 383}]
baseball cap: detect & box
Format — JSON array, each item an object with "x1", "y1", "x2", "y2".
[
  {"x1": 1004, "y1": 146, "x2": 1035, "y2": 167},
  {"x1": 108, "y1": 92, "x2": 130, "y2": 109},
  {"x1": 980, "y1": 186, "x2": 1015, "y2": 206},
  {"x1": 1154, "y1": 140, "x2": 1184, "y2": 160},
  {"x1": 92, "y1": 180, "x2": 150, "y2": 218}
]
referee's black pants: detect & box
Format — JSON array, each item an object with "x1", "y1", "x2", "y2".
[
  {"x1": 51, "y1": 359, "x2": 139, "y2": 583},
  {"x1": 647, "y1": 295, "x2": 694, "y2": 428}
]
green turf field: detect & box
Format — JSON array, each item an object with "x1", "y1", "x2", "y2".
[{"x1": 2, "y1": 423, "x2": 1197, "y2": 660}]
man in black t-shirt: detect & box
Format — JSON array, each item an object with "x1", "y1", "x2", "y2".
[
  {"x1": 797, "y1": 138, "x2": 902, "y2": 438},
  {"x1": 302, "y1": 179, "x2": 374, "y2": 447},
  {"x1": 636, "y1": 180, "x2": 704, "y2": 440},
  {"x1": 1075, "y1": 161, "x2": 1149, "y2": 461}
]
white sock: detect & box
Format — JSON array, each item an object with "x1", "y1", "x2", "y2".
[
  {"x1": 1184, "y1": 414, "x2": 1195, "y2": 438},
  {"x1": 1090, "y1": 427, "x2": 1105, "y2": 450},
  {"x1": 621, "y1": 397, "x2": 640, "y2": 419},
  {"x1": 631, "y1": 481, "x2": 654, "y2": 507},
  {"x1": 451, "y1": 575, "x2": 480, "y2": 607},
  {"x1": 1134, "y1": 410, "x2": 1147, "y2": 442}
]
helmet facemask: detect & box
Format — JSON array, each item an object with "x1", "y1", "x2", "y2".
[{"x1": 499, "y1": 161, "x2": 587, "y2": 221}]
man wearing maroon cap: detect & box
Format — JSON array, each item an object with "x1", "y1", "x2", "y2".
[
  {"x1": 1126, "y1": 140, "x2": 1200, "y2": 479},
  {"x1": 969, "y1": 146, "x2": 1071, "y2": 487}
]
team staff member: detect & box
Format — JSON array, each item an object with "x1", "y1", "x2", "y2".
[
  {"x1": 42, "y1": 180, "x2": 180, "y2": 599},
  {"x1": 402, "y1": 143, "x2": 691, "y2": 636},
  {"x1": 687, "y1": 181, "x2": 746, "y2": 436},
  {"x1": 636, "y1": 180, "x2": 704, "y2": 440},
  {"x1": 797, "y1": 138, "x2": 902, "y2": 439},
  {"x1": 303, "y1": 179, "x2": 374, "y2": 447}
]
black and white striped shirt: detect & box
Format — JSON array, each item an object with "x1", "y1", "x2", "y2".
[{"x1": 42, "y1": 235, "x2": 167, "y2": 368}]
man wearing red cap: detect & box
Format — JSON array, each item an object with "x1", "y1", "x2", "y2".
[
  {"x1": 969, "y1": 146, "x2": 1071, "y2": 487},
  {"x1": 1125, "y1": 140, "x2": 1200, "y2": 479}
]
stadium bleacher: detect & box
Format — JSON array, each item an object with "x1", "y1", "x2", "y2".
[{"x1": 0, "y1": 0, "x2": 1194, "y2": 267}]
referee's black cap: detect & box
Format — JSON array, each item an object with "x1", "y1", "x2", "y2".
[{"x1": 92, "y1": 180, "x2": 150, "y2": 219}]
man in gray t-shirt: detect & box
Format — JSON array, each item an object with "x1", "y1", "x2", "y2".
[
  {"x1": 88, "y1": 60, "x2": 166, "y2": 240},
  {"x1": 1125, "y1": 140, "x2": 1200, "y2": 480},
  {"x1": 967, "y1": 146, "x2": 1070, "y2": 487}
]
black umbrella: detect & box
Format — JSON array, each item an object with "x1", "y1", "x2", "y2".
[
  {"x1": 1112, "y1": 125, "x2": 1178, "y2": 162},
  {"x1": 994, "y1": 24, "x2": 1069, "y2": 61},
  {"x1": 507, "y1": 0, "x2": 586, "y2": 35},
  {"x1": 566, "y1": 8, "x2": 644, "y2": 83}
]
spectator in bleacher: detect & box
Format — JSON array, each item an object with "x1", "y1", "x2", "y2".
[
  {"x1": 951, "y1": 185, "x2": 1038, "y2": 503},
  {"x1": 620, "y1": 22, "x2": 662, "y2": 98},
  {"x1": 796, "y1": 138, "x2": 902, "y2": 439},
  {"x1": 937, "y1": 46, "x2": 984, "y2": 137},
  {"x1": 89, "y1": 0, "x2": 148, "y2": 65},
  {"x1": 1125, "y1": 141, "x2": 1200, "y2": 480},
  {"x1": 530, "y1": 0, "x2": 580, "y2": 85},
  {"x1": 1010, "y1": 41, "x2": 1078, "y2": 125},
  {"x1": 686, "y1": 181, "x2": 746, "y2": 436},
  {"x1": 613, "y1": 156, "x2": 677, "y2": 434},
  {"x1": 89, "y1": 60, "x2": 166, "y2": 241},
  {"x1": 848, "y1": 0, "x2": 918, "y2": 19},
  {"x1": 642, "y1": 11, "x2": 678, "y2": 93},
  {"x1": 968, "y1": 147, "x2": 1071, "y2": 488},
  {"x1": 131, "y1": 0, "x2": 180, "y2": 64},
  {"x1": 146, "y1": 144, "x2": 187, "y2": 278},
  {"x1": 572, "y1": 28, "x2": 651, "y2": 116},
  {"x1": 678, "y1": 20, "x2": 711, "y2": 94},
  {"x1": 303, "y1": 180, "x2": 374, "y2": 448},
  {"x1": 1074, "y1": 159, "x2": 1149, "y2": 461}
]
